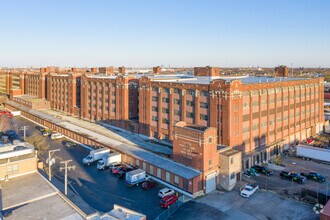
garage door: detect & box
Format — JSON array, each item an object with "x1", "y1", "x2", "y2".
[{"x1": 205, "y1": 172, "x2": 217, "y2": 194}]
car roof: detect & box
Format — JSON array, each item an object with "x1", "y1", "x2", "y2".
[{"x1": 159, "y1": 188, "x2": 170, "y2": 192}]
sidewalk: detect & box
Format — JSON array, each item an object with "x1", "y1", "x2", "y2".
[{"x1": 41, "y1": 109, "x2": 173, "y2": 156}]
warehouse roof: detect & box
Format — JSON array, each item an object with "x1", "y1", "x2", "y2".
[{"x1": 6, "y1": 101, "x2": 201, "y2": 180}]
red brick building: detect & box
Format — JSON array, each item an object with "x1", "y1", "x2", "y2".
[
  {"x1": 138, "y1": 67, "x2": 325, "y2": 168},
  {"x1": 46, "y1": 73, "x2": 81, "y2": 116},
  {"x1": 80, "y1": 74, "x2": 139, "y2": 131}
]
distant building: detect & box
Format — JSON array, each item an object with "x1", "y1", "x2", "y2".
[{"x1": 275, "y1": 65, "x2": 289, "y2": 77}]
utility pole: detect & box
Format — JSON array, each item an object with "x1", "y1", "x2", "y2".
[
  {"x1": 59, "y1": 160, "x2": 75, "y2": 196},
  {"x1": 19, "y1": 126, "x2": 28, "y2": 141},
  {"x1": 48, "y1": 149, "x2": 60, "y2": 181}
]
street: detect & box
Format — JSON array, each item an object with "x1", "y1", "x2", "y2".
[{"x1": 3, "y1": 115, "x2": 165, "y2": 219}]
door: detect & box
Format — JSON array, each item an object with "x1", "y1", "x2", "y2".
[{"x1": 205, "y1": 172, "x2": 217, "y2": 194}]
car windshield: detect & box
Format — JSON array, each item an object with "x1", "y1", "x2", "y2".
[{"x1": 244, "y1": 186, "x2": 252, "y2": 191}]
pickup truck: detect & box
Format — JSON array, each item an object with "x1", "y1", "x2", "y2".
[
  {"x1": 301, "y1": 172, "x2": 326, "y2": 183},
  {"x1": 251, "y1": 165, "x2": 274, "y2": 176},
  {"x1": 280, "y1": 171, "x2": 306, "y2": 184},
  {"x1": 240, "y1": 183, "x2": 259, "y2": 198}
]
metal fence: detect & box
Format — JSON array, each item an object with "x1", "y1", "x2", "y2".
[{"x1": 154, "y1": 197, "x2": 183, "y2": 220}]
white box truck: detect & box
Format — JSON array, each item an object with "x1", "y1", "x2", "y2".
[
  {"x1": 83, "y1": 148, "x2": 110, "y2": 165},
  {"x1": 97, "y1": 152, "x2": 121, "y2": 170},
  {"x1": 296, "y1": 144, "x2": 330, "y2": 163},
  {"x1": 11, "y1": 111, "x2": 21, "y2": 116},
  {"x1": 125, "y1": 169, "x2": 147, "y2": 186}
]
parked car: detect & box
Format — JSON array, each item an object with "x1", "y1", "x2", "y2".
[
  {"x1": 301, "y1": 172, "x2": 326, "y2": 183},
  {"x1": 0, "y1": 110, "x2": 10, "y2": 115},
  {"x1": 240, "y1": 183, "x2": 259, "y2": 198},
  {"x1": 280, "y1": 171, "x2": 306, "y2": 184},
  {"x1": 158, "y1": 188, "x2": 175, "y2": 198},
  {"x1": 42, "y1": 130, "x2": 52, "y2": 136},
  {"x1": 112, "y1": 165, "x2": 127, "y2": 174},
  {"x1": 251, "y1": 165, "x2": 274, "y2": 176},
  {"x1": 50, "y1": 132, "x2": 64, "y2": 140},
  {"x1": 62, "y1": 140, "x2": 77, "y2": 148},
  {"x1": 141, "y1": 180, "x2": 157, "y2": 189},
  {"x1": 160, "y1": 195, "x2": 178, "y2": 208},
  {"x1": 117, "y1": 167, "x2": 134, "y2": 178},
  {"x1": 35, "y1": 126, "x2": 45, "y2": 132},
  {"x1": 109, "y1": 162, "x2": 122, "y2": 171}
]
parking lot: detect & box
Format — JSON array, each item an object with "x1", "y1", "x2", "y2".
[
  {"x1": 1, "y1": 113, "x2": 168, "y2": 219},
  {"x1": 244, "y1": 156, "x2": 330, "y2": 204},
  {"x1": 170, "y1": 190, "x2": 318, "y2": 220}
]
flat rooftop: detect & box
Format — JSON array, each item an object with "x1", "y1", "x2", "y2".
[
  {"x1": 0, "y1": 172, "x2": 83, "y2": 220},
  {"x1": 13, "y1": 95, "x2": 49, "y2": 103},
  {"x1": 6, "y1": 101, "x2": 201, "y2": 180},
  {"x1": 149, "y1": 75, "x2": 308, "y2": 85}
]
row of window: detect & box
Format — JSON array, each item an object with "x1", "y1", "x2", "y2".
[{"x1": 151, "y1": 113, "x2": 209, "y2": 122}]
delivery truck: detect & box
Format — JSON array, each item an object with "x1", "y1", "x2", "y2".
[
  {"x1": 11, "y1": 111, "x2": 21, "y2": 116},
  {"x1": 296, "y1": 144, "x2": 330, "y2": 163},
  {"x1": 83, "y1": 148, "x2": 110, "y2": 165},
  {"x1": 125, "y1": 169, "x2": 147, "y2": 186},
  {"x1": 97, "y1": 152, "x2": 121, "y2": 170}
]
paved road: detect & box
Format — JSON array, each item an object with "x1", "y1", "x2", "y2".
[{"x1": 5, "y1": 115, "x2": 165, "y2": 219}]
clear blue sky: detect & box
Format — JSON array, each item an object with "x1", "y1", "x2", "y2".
[{"x1": 0, "y1": 0, "x2": 329, "y2": 68}]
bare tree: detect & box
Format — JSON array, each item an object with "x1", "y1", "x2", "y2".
[{"x1": 26, "y1": 131, "x2": 50, "y2": 155}]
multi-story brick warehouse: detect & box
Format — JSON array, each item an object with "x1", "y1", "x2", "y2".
[
  {"x1": 1, "y1": 66, "x2": 325, "y2": 173},
  {"x1": 138, "y1": 67, "x2": 325, "y2": 168},
  {"x1": 46, "y1": 73, "x2": 81, "y2": 116},
  {"x1": 80, "y1": 74, "x2": 139, "y2": 130}
]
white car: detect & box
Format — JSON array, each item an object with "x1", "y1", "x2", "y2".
[
  {"x1": 240, "y1": 184, "x2": 259, "y2": 198},
  {"x1": 50, "y1": 132, "x2": 64, "y2": 140},
  {"x1": 158, "y1": 188, "x2": 175, "y2": 198}
]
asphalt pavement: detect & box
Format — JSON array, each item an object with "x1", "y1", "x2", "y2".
[{"x1": 5, "y1": 115, "x2": 165, "y2": 219}]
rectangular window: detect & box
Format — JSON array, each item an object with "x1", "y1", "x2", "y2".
[
  {"x1": 149, "y1": 165, "x2": 154, "y2": 175},
  {"x1": 166, "y1": 171, "x2": 170, "y2": 182},
  {"x1": 186, "y1": 112, "x2": 195, "y2": 118},
  {"x1": 187, "y1": 90, "x2": 194, "y2": 95},
  {"x1": 142, "y1": 162, "x2": 146, "y2": 170},
  {"x1": 174, "y1": 110, "x2": 181, "y2": 116},
  {"x1": 174, "y1": 99, "x2": 181, "y2": 105},
  {"x1": 200, "y1": 102, "x2": 208, "y2": 108},
  {"x1": 186, "y1": 100, "x2": 195, "y2": 107},
  {"x1": 7, "y1": 164, "x2": 19, "y2": 175},
  {"x1": 174, "y1": 175, "x2": 179, "y2": 184},
  {"x1": 174, "y1": 88, "x2": 181, "y2": 94},
  {"x1": 162, "y1": 108, "x2": 169, "y2": 114},
  {"x1": 200, "y1": 114, "x2": 208, "y2": 121},
  {"x1": 163, "y1": 88, "x2": 170, "y2": 93},
  {"x1": 152, "y1": 106, "x2": 158, "y2": 112},
  {"x1": 157, "y1": 168, "x2": 161, "y2": 178},
  {"x1": 152, "y1": 96, "x2": 158, "y2": 102},
  {"x1": 152, "y1": 116, "x2": 158, "y2": 121},
  {"x1": 162, "y1": 98, "x2": 169, "y2": 103},
  {"x1": 162, "y1": 118, "x2": 169, "y2": 124},
  {"x1": 136, "y1": 159, "x2": 140, "y2": 167}
]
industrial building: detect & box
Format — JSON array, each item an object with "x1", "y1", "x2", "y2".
[{"x1": 0, "y1": 65, "x2": 325, "y2": 195}]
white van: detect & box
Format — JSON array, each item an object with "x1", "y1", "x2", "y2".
[
  {"x1": 158, "y1": 188, "x2": 175, "y2": 198},
  {"x1": 50, "y1": 132, "x2": 64, "y2": 140}
]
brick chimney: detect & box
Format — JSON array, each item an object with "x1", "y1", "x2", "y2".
[
  {"x1": 275, "y1": 65, "x2": 289, "y2": 77},
  {"x1": 153, "y1": 66, "x2": 161, "y2": 74},
  {"x1": 118, "y1": 66, "x2": 126, "y2": 74},
  {"x1": 99, "y1": 67, "x2": 114, "y2": 74},
  {"x1": 194, "y1": 66, "x2": 220, "y2": 77}
]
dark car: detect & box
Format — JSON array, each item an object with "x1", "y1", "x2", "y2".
[
  {"x1": 280, "y1": 171, "x2": 306, "y2": 184},
  {"x1": 141, "y1": 180, "x2": 157, "y2": 189},
  {"x1": 301, "y1": 172, "x2": 326, "y2": 183},
  {"x1": 35, "y1": 126, "x2": 45, "y2": 132},
  {"x1": 62, "y1": 140, "x2": 77, "y2": 148},
  {"x1": 6, "y1": 130, "x2": 18, "y2": 140},
  {"x1": 252, "y1": 165, "x2": 274, "y2": 176},
  {"x1": 117, "y1": 167, "x2": 134, "y2": 178}
]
